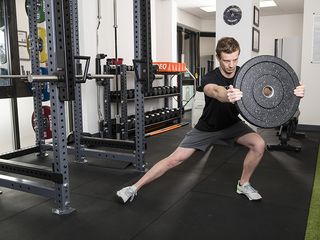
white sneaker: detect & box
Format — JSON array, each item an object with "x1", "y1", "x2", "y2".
[
  {"x1": 116, "y1": 186, "x2": 137, "y2": 203},
  {"x1": 236, "y1": 181, "x2": 262, "y2": 201}
]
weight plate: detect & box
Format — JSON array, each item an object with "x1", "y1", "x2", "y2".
[
  {"x1": 26, "y1": 27, "x2": 48, "y2": 63},
  {"x1": 31, "y1": 105, "x2": 52, "y2": 139},
  {"x1": 234, "y1": 55, "x2": 300, "y2": 128},
  {"x1": 25, "y1": 0, "x2": 45, "y2": 23},
  {"x1": 38, "y1": 27, "x2": 48, "y2": 63}
]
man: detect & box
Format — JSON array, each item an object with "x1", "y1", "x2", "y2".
[{"x1": 116, "y1": 37, "x2": 305, "y2": 203}]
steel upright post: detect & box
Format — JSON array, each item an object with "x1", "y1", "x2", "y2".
[
  {"x1": 69, "y1": 0, "x2": 86, "y2": 163},
  {"x1": 45, "y1": 0, "x2": 75, "y2": 214},
  {"x1": 27, "y1": 0, "x2": 46, "y2": 156},
  {"x1": 120, "y1": 65, "x2": 128, "y2": 140},
  {"x1": 133, "y1": 0, "x2": 153, "y2": 171}
]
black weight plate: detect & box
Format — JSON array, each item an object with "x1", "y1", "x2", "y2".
[{"x1": 234, "y1": 55, "x2": 300, "y2": 128}]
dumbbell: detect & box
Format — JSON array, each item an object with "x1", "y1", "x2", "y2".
[
  {"x1": 175, "y1": 108, "x2": 181, "y2": 117},
  {"x1": 172, "y1": 86, "x2": 178, "y2": 93},
  {"x1": 110, "y1": 91, "x2": 116, "y2": 101},
  {"x1": 145, "y1": 115, "x2": 151, "y2": 125},
  {"x1": 169, "y1": 109, "x2": 176, "y2": 118},
  {"x1": 165, "y1": 86, "x2": 171, "y2": 94},
  {"x1": 114, "y1": 91, "x2": 120, "y2": 101},
  {"x1": 127, "y1": 89, "x2": 134, "y2": 99},
  {"x1": 128, "y1": 118, "x2": 136, "y2": 129},
  {"x1": 154, "y1": 113, "x2": 161, "y2": 122},
  {"x1": 152, "y1": 87, "x2": 158, "y2": 96},
  {"x1": 149, "y1": 113, "x2": 156, "y2": 124},
  {"x1": 165, "y1": 109, "x2": 171, "y2": 118},
  {"x1": 160, "y1": 111, "x2": 167, "y2": 121},
  {"x1": 156, "y1": 87, "x2": 163, "y2": 95}
]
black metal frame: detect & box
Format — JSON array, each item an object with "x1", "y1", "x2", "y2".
[
  {"x1": 63, "y1": 0, "x2": 153, "y2": 172},
  {"x1": 0, "y1": 0, "x2": 174, "y2": 214},
  {"x1": 0, "y1": 0, "x2": 77, "y2": 215}
]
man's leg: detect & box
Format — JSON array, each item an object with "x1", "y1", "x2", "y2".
[
  {"x1": 134, "y1": 147, "x2": 196, "y2": 190},
  {"x1": 117, "y1": 147, "x2": 196, "y2": 203},
  {"x1": 236, "y1": 132, "x2": 265, "y2": 184},
  {"x1": 236, "y1": 132, "x2": 265, "y2": 200}
]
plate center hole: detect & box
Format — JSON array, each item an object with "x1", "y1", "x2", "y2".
[{"x1": 262, "y1": 85, "x2": 274, "y2": 98}]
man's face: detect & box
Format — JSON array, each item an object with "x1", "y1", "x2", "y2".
[{"x1": 217, "y1": 50, "x2": 239, "y2": 76}]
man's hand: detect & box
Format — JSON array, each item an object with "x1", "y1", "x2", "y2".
[
  {"x1": 294, "y1": 84, "x2": 305, "y2": 98},
  {"x1": 227, "y1": 85, "x2": 243, "y2": 103}
]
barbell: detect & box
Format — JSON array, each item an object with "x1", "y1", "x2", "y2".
[
  {"x1": 0, "y1": 73, "x2": 114, "y2": 83},
  {"x1": 234, "y1": 55, "x2": 300, "y2": 128}
]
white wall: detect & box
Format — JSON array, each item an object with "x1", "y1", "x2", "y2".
[
  {"x1": 78, "y1": 0, "x2": 179, "y2": 131},
  {"x1": 216, "y1": 0, "x2": 260, "y2": 66},
  {"x1": 200, "y1": 37, "x2": 215, "y2": 56},
  {"x1": 154, "y1": 0, "x2": 176, "y2": 61},
  {"x1": 78, "y1": 0, "x2": 99, "y2": 132},
  {"x1": 0, "y1": 0, "x2": 38, "y2": 152},
  {"x1": 177, "y1": 9, "x2": 202, "y2": 31},
  {"x1": 201, "y1": 19, "x2": 216, "y2": 32},
  {"x1": 177, "y1": 10, "x2": 216, "y2": 33},
  {"x1": 0, "y1": 99, "x2": 14, "y2": 152},
  {"x1": 260, "y1": 14, "x2": 303, "y2": 55},
  {"x1": 299, "y1": 0, "x2": 320, "y2": 126}
]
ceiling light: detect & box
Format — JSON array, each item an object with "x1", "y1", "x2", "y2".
[
  {"x1": 200, "y1": 6, "x2": 216, "y2": 12},
  {"x1": 260, "y1": 0, "x2": 277, "y2": 8}
]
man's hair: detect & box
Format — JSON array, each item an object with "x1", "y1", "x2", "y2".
[{"x1": 216, "y1": 37, "x2": 240, "y2": 59}]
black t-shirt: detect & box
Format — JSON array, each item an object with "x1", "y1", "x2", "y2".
[{"x1": 195, "y1": 67, "x2": 241, "y2": 131}]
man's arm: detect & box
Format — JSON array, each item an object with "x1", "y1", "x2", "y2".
[{"x1": 203, "y1": 84, "x2": 243, "y2": 103}]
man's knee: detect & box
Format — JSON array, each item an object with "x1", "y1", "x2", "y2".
[
  {"x1": 166, "y1": 155, "x2": 185, "y2": 168},
  {"x1": 166, "y1": 149, "x2": 192, "y2": 168},
  {"x1": 253, "y1": 137, "x2": 266, "y2": 155}
]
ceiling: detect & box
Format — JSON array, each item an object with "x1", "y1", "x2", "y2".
[{"x1": 175, "y1": 0, "x2": 304, "y2": 20}]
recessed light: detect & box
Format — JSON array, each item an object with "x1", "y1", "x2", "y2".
[
  {"x1": 260, "y1": 0, "x2": 277, "y2": 8},
  {"x1": 200, "y1": 6, "x2": 216, "y2": 13}
]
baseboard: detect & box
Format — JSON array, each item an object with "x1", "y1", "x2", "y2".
[{"x1": 297, "y1": 124, "x2": 320, "y2": 132}]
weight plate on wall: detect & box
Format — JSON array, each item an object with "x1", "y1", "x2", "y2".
[
  {"x1": 25, "y1": 0, "x2": 45, "y2": 23},
  {"x1": 234, "y1": 55, "x2": 300, "y2": 128},
  {"x1": 26, "y1": 27, "x2": 48, "y2": 63},
  {"x1": 31, "y1": 105, "x2": 52, "y2": 139}
]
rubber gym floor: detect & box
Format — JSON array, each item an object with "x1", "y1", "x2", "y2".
[{"x1": 0, "y1": 112, "x2": 319, "y2": 240}]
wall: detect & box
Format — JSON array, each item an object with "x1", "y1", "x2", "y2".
[
  {"x1": 299, "y1": 0, "x2": 320, "y2": 126},
  {"x1": 0, "y1": 99, "x2": 14, "y2": 152},
  {"x1": 216, "y1": 0, "x2": 260, "y2": 66},
  {"x1": 201, "y1": 19, "x2": 216, "y2": 32},
  {"x1": 177, "y1": 8, "x2": 201, "y2": 31},
  {"x1": 0, "y1": 0, "x2": 38, "y2": 152},
  {"x1": 155, "y1": 0, "x2": 177, "y2": 62},
  {"x1": 78, "y1": 0, "x2": 178, "y2": 131},
  {"x1": 78, "y1": 0, "x2": 100, "y2": 132},
  {"x1": 259, "y1": 14, "x2": 303, "y2": 55}
]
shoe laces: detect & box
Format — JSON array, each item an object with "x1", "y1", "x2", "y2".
[
  {"x1": 242, "y1": 183, "x2": 257, "y2": 193},
  {"x1": 126, "y1": 187, "x2": 137, "y2": 202}
]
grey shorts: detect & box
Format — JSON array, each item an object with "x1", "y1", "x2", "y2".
[{"x1": 179, "y1": 121, "x2": 254, "y2": 151}]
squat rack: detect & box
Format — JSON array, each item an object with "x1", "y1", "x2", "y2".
[
  {"x1": 51, "y1": 0, "x2": 153, "y2": 172},
  {"x1": 0, "y1": 0, "x2": 154, "y2": 213},
  {"x1": 0, "y1": 0, "x2": 77, "y2": 214}
]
